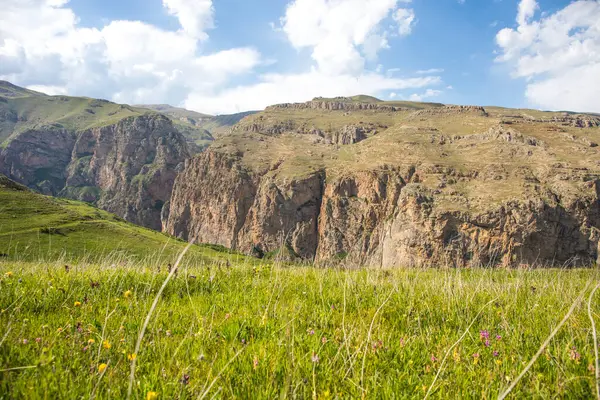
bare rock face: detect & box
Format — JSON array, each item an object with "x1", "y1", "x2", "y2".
[
  {"x1": 238, "y1": 173, "x2": 324, "y2": 259},
  {"x1": 0, "y1": 126, "x2": 75, "y2": 195},
  {"x1": 165, "y1": 151, "x2": 259, "y2": 247},
  {"x1": 0, "y1": 114, "x2": 189, "y2": 230},
  {"x1": 381, "y1": 184, "x2": 600, "y2": 267}
]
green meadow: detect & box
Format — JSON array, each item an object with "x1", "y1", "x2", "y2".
[{"x1": 1, "y1": 259, "x2": 599, "y2": 399}]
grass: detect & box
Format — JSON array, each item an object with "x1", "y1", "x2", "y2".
[
  {"x1": 0, "y1": 260, "x2": 599, "y2": 399},
  {"x1": 0, "y1": 175, "x2": 250, "y2": 265}
]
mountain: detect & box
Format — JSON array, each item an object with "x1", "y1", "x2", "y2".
[
  {"x1": 164, "y1": 97, "x2": 600, "y2": 267},
  {"x1": 0, "y1": 81, "x2": 190, "y2": 230},
  {"x1": 0, "y1": 174, "x2": 243, "y2": 262},
  {"x1": 136, "y1": 103, "x2": 258, "y2": 139}
]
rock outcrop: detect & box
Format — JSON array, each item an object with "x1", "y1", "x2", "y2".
[
  {"x1": 0, "y1": 114, "x2": 189, "y2": 230},
  {"x1": 266, "y1": 101, "x2": 403, "y2": 112},
  {"x1": 410, "y1": 105, "x2": 488, "y2": 118}
]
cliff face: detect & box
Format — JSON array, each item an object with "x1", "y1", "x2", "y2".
[
  {"x1": 166, "y1": 151, "x2": 600, "y2": 266},
  {"x1": 0, "y1": 114, "x2": 190, "y2": 230},
  {"x1": 380, "y1": 182, "x2": 600, "y2": 267}
]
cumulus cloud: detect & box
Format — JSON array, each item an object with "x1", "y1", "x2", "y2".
[
  {"x1": 394, "y1": 8, "x2": 416, "y2": 36},
  {"x1": 280, "y1": 0, "x2": 416, "y2": 75},
  {"x1": 162, "y1": 0, "x2": 214, "y2": 40},
  {"x1": 0, "y1": 0, "x2": 260, "y2": 106},
  {"x1": 496, "y1": 0, "x2": 600, "y2": 112},
  {"x1": 0, "y1": 0, "x2": 442, "y2": 114}
]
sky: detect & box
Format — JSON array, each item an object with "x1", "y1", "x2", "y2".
[{"x1": 1, "y1": 0, "x2": 599, "y2": 115}]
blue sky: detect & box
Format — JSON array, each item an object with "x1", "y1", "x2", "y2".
[{"x1": 1, "y1": 0, "x2": 599, "y2": 114}]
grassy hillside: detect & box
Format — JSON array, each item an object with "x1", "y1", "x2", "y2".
[
  {"x1": 0, "y1": 261, "x2": 598, "y2": 398},
  {"x1": 0, "y1": 83, "x2": 146, "y2": 145},
  {"x1": 136, "y1": 103, "x2": 258, "y2": 139},
  {"x1": 135, "y1": 104, "x2": 212, "y2": 122},
  {"x1": 0, "y1": 82, "x2": 213, "y2": 151},
  {"x1": 0, "y1": 175, "x2": 247, "y2": 263},
  {"x1": 197, "y1": 111, "x2": 259, "y2": 137}
]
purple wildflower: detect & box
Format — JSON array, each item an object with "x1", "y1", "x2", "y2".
[
  {"x1": 431, "y1": 355, "x2": 438, "y2": 362},
  {"x1": 493, "y1": 350, "x2": 499, "y2": 357},
  {"x1": 479, "y1": 330, "x2": 489, "y2": 340},
  {"x1": 22, "y1": 339, "x2": 28, "y2": 345},
  {"x1": 484, "y1": 339, "x2": 490, "y2": 347},
  {"x1": 311, "y1": 352, "x2": 320, "y2": 363},
  {"x1": 496, "y1": 335, "x2": 502, "y2": 341},
  {"x1": 35, "y1": 337, "x2": 41, "y2": 343},
  {"x1": 570, "y1": 346, "x2": 581, "y2": 362},
  {"x1": 307, "y1": 329, "x2": 315, "y2": 336}
]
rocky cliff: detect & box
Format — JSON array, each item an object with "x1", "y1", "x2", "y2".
[
  {"x1": 165, "y1": 98, "x2": 600, "y2": 267},
  {"x1": 0, "y1": 114, "x2": 190, "y2": 230}
]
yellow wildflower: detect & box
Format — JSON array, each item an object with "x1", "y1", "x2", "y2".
[
  {"x1": 102, "y1": 340, "x2": 111, "y2": 349},
  {"x1": 146, "y1": 391, "x2": 159, "y2": 400},
  {"x1": 128, "y1": 353, "x2": 136, "y2": 361},
  {"x1": 57, "y1": 328, "x2": 63, "y2": 333},
  {"x1": 88, "y1": 339, "x2": 95, "y2": 344},
  {"x1": 4, "y1": 271, "x2": 13, "y2": 278},
  {"x1": 124, "y1": 290, "x2": 132, "y2": 299},
  {"x1": 98, "y1": 363, "x2": 107, "y2": 373},
  {"x1": 452, "y1": 348, "x2": 461, "y2": 363},
  {"x1": 74, "y1": 301, "x2": 82, "y2": 307}
]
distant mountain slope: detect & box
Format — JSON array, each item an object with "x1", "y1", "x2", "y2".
[
  {"x1": 0, "y1": 174, "x2": 243, "y2": 262},
  {"x1": 135, "y1": 104, "x2": 212, "y2": 123},
  {"x1": 198, "y1": 111, "x2": 259, "y2": 137},
  {"x1": 136, "y1": 103, "x2": 258, "y2": 139},
  {"x1": 0, "y1": 81, "x2": 146, "y2": 145},
  {"x1": 0, "y1": 81, "x2": 191, "y2": 230}
]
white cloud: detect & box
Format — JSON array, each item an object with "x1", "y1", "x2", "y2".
[
  {"x1": 0, "y1": 0, "x2": 260, "y2": 106},
  {"x1": 185, "y1": 72, "x2": 440, "y2": 114},
  {"x1": 280, "y1": 0, "x2": 416, "y2": 75},
  {"x1": 496, "y1": 0, "x2": 600, "y2": 112},
  {"x1": 416, "y1": 68, "x2": 444, "y2": 74},
  {"x1": 0, "y1": 0, "x2": 442, "y2": 114},
  {"x1": 516, "y1": 0, "x2": 538, "y2": 26},
  {"x1": 408, "y1": 89, "x2": 442, "y2": 102},
  {"x1": 394, "y1": 8, "x2": 416, "y2": 36},
  {"x1": 162, "y1": 0, "x2": 213, "y2": 40}
]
